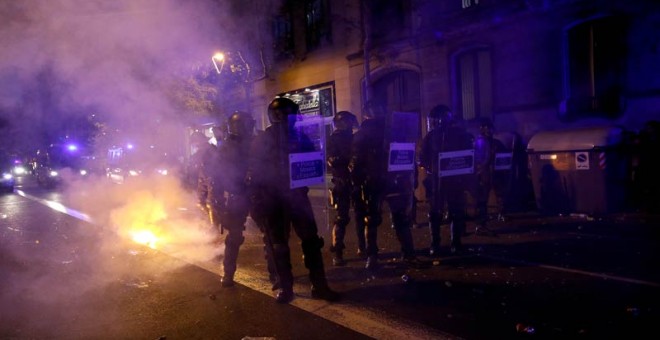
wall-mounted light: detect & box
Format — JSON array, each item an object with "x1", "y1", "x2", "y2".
[{"x1": 212, "y1": 52, "x2": 225, "y2": 75}]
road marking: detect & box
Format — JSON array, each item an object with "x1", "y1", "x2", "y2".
[
  {"x1": 480, "y1": 254, "x2": 660, "y2": 288},
  {"x1": 15, "y1": 190, "x2": 94, "y2": 223},
  {"x1": 17, "y1": 190, "x2": 454, "y2": 339},
  {"x1": 22, "y1": 190, "x2": 660, "y2": 336}
]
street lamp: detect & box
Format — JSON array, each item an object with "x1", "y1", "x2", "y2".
[{"x1": 211, "y1": 52, "x2": 225, "y2": 75}]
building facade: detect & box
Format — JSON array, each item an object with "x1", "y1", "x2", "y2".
[{"x1": 249, "y1": 0, "x2": 660, "y2": 141}]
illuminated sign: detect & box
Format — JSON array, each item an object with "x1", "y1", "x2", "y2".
[
  {"x1": 575, "y1": 152, "x2": 590, "y2": 170},
  {"x1": 280, "y1": 82, "x2": 336, "y2": 117}
]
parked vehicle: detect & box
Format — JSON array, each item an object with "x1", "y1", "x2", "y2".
[
  {"x1": 0, "y1": 154, "x2": 16, "y2": 193},
  {"x1": 105, "y1": 145, "x2": 180, "y2": 185},
  {"x1": 33, "y1": 143, "x2": 99, "y2": 189}
]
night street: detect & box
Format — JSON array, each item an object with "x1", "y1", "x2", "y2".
[
  {"x1": 1, "y1": 175, "x2": 659, "y2": 339},
  {"x1": 2, "y1": 1, "x2": 660, "y2": 339}
]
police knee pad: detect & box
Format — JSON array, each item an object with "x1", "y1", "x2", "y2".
[
  {"x1": 428, "y1": 211, "x2": 443, "y2": 225},
  {"x1": 335, "y1": 216, "x2": 350, "y2": 228},
  {"x1": 365, "y1": 215, "x2": 382, "y2": 227},
  {"x1": 302, "y1": 236, "x2": 324, "y2": 252},
  {"x1": 226, "y1": 233, "x2": 245, "y2": 247},
  {"x1": 272, "y1": 243, "x2": 289, "y2": 256}
]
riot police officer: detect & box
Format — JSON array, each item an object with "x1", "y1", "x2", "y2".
[
  {"x1": 351, "y1": 100, "x2": 427, "y2": 270},
  {"x1": 419, "y1": 105, "x2": 474, "y2": 256},
  {"x1": 189, "y1": 130, "x2": 223, "y2": 238},
  {"x1": 215, "y1": 111, "x2": 257, "y2": 287},
  {"x1": 474, "y1": 117, "x2": 506, "y2": 235},
  {"x1": 247, "y1": 97, "x2": 339, "y2": 303},
  {"x1": 328, "y1": 111, "x2": 364, "y2": 266}
]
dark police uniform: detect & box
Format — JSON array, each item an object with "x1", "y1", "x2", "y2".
[
  {"x1": 351, "y1": 109, "x2": 426, "y2": 270},
  {"x1": 419, "y1": 107, "x2": 474, "y2": 255},
  {"x1": 327, "y1": 111, "x2": 365, "y2": 266},
  {"x1": 247, "y1": 98, "x2": 339, "y2": 303}
]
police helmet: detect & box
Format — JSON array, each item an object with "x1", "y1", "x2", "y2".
[
  {"x1": 478, "y1": 117, "x2": 494, "y2": 136},
  {"x1": 227, "y1": 111, "x2": 256, "y2": 138},
  {"x1": 479, "y1": 117, "x2": 494, "y2": 128},
  {"x1": 268, "y1": 97, "x2": 300, "y2": 124},
  {"x1": 428, "y1": 104, "x2": 453, "y2": 131},
  {"x1": 333, "y1": 111, "x2": 357, "y2": 131}
]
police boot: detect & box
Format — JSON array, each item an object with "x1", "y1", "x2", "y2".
[
  {"x1": 303, "y1": 237, "x2": 340, "y2": 302},
  {"x1": 450, "y1": 222, "x2": 464, "y2": 255},
  {"x1": 355, "y1": 218, "x2": 367, "y2": 258},
  {"x1": 262, "y1": 236, "x2": 280, "y2": 291},
  {"x1": 428, "y1": 212, "x2": 442, "y2": 257},
  {"x1": 272, "y1": 244, "x2": 295, "y2": 304},
  {"x1": 365, "y1": 255, "x2": 379, "y2": 271},
  {"x1": 475, "y1": 220, "x2": 497, "y2": 236},
  {"x1": 221, "y1": 233, "x2": 244, "y2": 288},
  {"x1": 332, "y1": 249, "x2": 346, "y2": 267},
  {"x1": 396, "y1": 228, "x2": 430, "y2": 269},
  {"x1": 329, "y1": 231, "x2": 346, "y2": 267}
]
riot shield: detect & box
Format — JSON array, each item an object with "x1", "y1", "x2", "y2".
[
  {"x1": 386, "y1": 111, "x2": 421, "y2": 225},
  {"x1": 387, "y1": 111, "x2": 420, "y2": 172},
  {"x1": 289, "y1": 114, "x2": 326, "y2": 189},
  {"x1": 289, "y1": 114, "x2": 330, "y2": 233}
]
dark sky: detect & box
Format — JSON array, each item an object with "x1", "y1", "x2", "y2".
[{"x1": 0, "y1": 0, "x2": 276, "y2": 156}]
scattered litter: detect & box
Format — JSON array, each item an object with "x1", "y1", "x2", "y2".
[
  {"x1": 242, "y1": 337, "x2": 276, "y2": 340},
  {"x1": 432, "y1": 260, "x2": 441, "y2": 266},
  {"x1": 444, "y1": 281, "x2": 452, "y2": 288},
  {"x1": 401, "y1": 274, "x2": 412, "y2": 283},
  {"x1": 209, "y1": 294, "x2": 216, "y2": 300},
  {"x1": 128, "y1": 249, "x2": 150, "y2": 256},
  {"x1": 516, "y1": 323, "x2": 535, "y2": 334},
  {"x1": 122, "y1": 279, "x2": 149, "y2": 288},
  {"x1": 626, "y1": 306, "x2": 640, "y2": 317}
]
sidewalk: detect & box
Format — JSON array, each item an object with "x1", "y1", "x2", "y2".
[{"x1": 231, "y1": 193, "x2": 660, "y2": 339}]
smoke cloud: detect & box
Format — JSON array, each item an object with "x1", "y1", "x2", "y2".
[
  {"x1": 0, "y1": 0, "x2": 276, "y2": 153},
  {"x1": 0, "y1": 0, "x2": 278, "y2": 319}
]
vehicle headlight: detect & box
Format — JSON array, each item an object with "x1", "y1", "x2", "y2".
[
  {"x1": 2, "y1": 173, "x2": 12, "y2": 180},
  {"x1": 79, "y1": 169, "x2": 88, "y2": 176},
  {"x1": 129, "y1": 170, "x2": 140, "y2": 176},
  {"x1": 156, "y1": 169, "x2": 168, "y2": 176},
  {"x1": 49, "y1": 170, "x2": 59, "y2": 177},
  {"x1": 13, "y1": 166, "x2": 26, "y2": 175}
]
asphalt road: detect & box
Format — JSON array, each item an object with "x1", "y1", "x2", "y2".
[{"x1": 2, "y1": 175, "x2": 659, "y2": 339}]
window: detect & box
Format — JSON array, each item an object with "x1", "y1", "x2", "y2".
[
  {"x1": 561, "y1": 16, "x2": 626, "y2": 120},
  {"x1": 462, "y1": 0, "x2": 479, "y2": 9},
  {"x1": 273, "y1": 13, "x2": 294, "y2": 57},
  {"x1": 372, "y1": 70, "x2": 421, "y2": 114},
  {"x1": 305, "y1": 0, "x2": 331, "y2": 51},
  {"x1": 455, "y1": 48, "x2": 493, "y2": 121},
  {"x1": 368, "y1": 0, "x2": 406, "y2": 43}
]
